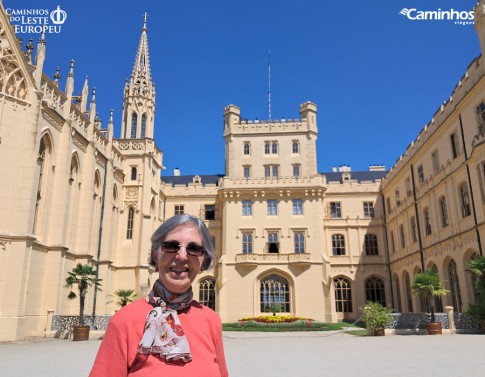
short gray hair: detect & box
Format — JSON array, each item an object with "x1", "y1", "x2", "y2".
[{"x1": 150, "y1": 214, "x2": 216, "y2": 271}]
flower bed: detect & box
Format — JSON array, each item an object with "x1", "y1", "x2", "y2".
[{"x1": 239, "y1": 315, "x2": 313, "y2": 324}]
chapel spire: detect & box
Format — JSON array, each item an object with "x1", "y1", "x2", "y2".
[{"x1": 121, "y1": 13, "x2": 156, "y2": 139}]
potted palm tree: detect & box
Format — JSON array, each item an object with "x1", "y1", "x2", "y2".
[
  {"x1": 466, "y1": 256, "x2": 485, "y2": 333},
  {"x1": 411, "y1": 270, "x2": 448, "y2": 335},
  {"x1": 114, "y1": 289, "x2": 137, "y2": 308},
  {"x1": 360, "y1": 301, "x2": 393, "y2": 336},
  {"x1": 65, "y1": 263, "x2": 102, "y2": 341}
]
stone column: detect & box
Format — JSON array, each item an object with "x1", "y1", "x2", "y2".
[{"x1": 445, "y1": 306, "x2": 456, "y2": 334}]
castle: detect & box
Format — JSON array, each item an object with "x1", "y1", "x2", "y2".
[{"x1": 1, "y1": 2, "x2": 485, "y2": 340}]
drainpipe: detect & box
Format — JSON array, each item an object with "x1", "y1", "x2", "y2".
[
  {"x1": 381, "y1": 194, "x2": 394, "y2": 307},
  {"x1": 410, "y1": 165, "x2": 426, "y2": 270},
  {"x1": 459, "y1": 114, "x2": 483, "y2": 256},
  {"x1": 91, "y1": 158, "x2": 108, "y2": 327}
]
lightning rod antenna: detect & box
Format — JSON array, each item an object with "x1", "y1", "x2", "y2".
[{"x1": 268, "y1": 49, "x2": 272, "y2": 120}]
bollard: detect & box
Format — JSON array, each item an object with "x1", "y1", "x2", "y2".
[{"x1": 445, "y1": 306, "x2": 456, "y2": 334}]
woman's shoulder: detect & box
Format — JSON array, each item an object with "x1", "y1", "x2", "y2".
[
  {"x1": 189, "y1": 301, "x2": 222, "y2": 322},
  {"x1": 109, "y1": 298, "x2": 151, "y2": 324}
]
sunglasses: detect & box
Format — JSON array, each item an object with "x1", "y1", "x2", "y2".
[{"x1": 159, "y1": 241, "x2": 205, "y2": 256}]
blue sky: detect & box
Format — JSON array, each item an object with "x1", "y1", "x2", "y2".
[{"x1": 6, "y1": 0, "x2": 481, "y2": 176}]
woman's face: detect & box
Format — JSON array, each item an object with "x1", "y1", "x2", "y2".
[{"x1": 156, "y1": 224, "x2": 205, "y2": 294}]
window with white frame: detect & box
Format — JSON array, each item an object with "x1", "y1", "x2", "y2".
[
  {"x1": 330, "y1": 202, "x2": 342, "y2": 218},
  {"x1": 242, "y1": 200, "x2": 252, "y2": 216},
  {"x1": 242, "y1": 231, "x2": 253, "y2": 254},
  {"x1": 363, "y1": 202, "x2": 374, "y2": 218},
  {"x1": 260, "y1": 274, "x2": 290, "y2": 313},
  {"x1": 126, "y1": 208, "x2": 134, "y2": 239},
  {"x1": 272, "y1": 165, "x2": 279, "y2": 177},
  {"x1": 294, "y1": 231, "x2": 305, "y2": 253},
  {"x1": 292, "y1": 199, "x2": 303, "y2": 215},
  {"x1": 267, "y1": 199, "x2": 278, "y2": 216},
  {"x1": 459, "y1": 182, "x2": 471, "y2": 218},
  {"x1": 333, "y1": 278, "x2": 352, "y2": 313},
  {"x1": 243, "y1": 142, "x2": 251, "y2": 155},
  {"x1": 243, "y1": 165, "x2": 251, "y2": 178},
  {"x1": 293, "y1": 164, "x2": 300, "y2": 177},
  {"x1": 271, "y1": 141, "x2": 278, "y2": 154},
  {"x1": 292, "y1": 140, "x2": 299, "y2": 154},
  {"x1": 365, "y1": 277, "x2": 386, "y2": 306},
  {"x1": 199, "y1": 278, "x2": 216, "y2": 310},
  {"x1": 364, "y1": 234, "x2": 378, "y2": 255},
  {"x1": 267, "y1": 231, "x2": 279, "y2": 253},
  {"x1": 332, "y1": 234, "x2": 345, "y2": 255}
]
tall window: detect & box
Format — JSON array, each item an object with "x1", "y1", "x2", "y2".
[
  {"x1": 459, "y1": 182, "x2": 471, "y2": 218},
  {"x1": 395, "y1": 189, "x2": 401, "y2": 207},
  {"x1": 399, "y1": 224, "x2": 406, "y2": 249},
  {"x1": 332, "y1": 234, "x2": 345, "y2": 256},
  {"x1": 260, "y1": 275, "x2": 290, "y2": 313},
  {"x1": 272, "y1": 165, "x2": 279, "y2": 177},
  {"x1": 386, "y1": 197, "x2": 391, "y2": 215},
  {"x1": 292, "y1": 140, "x2": 299, "y2": 154},
  {"x1": 131, "y1": 167, "x2": 137, "y2": 181},
  {"x1": 364, "y1": 234, "x2": 378, "y2": 255},
  {"x1": 393, "y1": 275, "x2": 402, "y2": 313},
  {"x1": 431, "y1": 149, "x2": 440, "y2": 174},
  {"x1": 243, "y1": 142, "x2": 250, "y2": 155},
  {"x1": 267, "y1": 232, "x2": 279, "y2": 253},
  {"x1": 292, "y1": 199, "x2": 303, "y2": 215},
  {"x1": 294, "y1": 231, "x2": 305, "y2": 253},
  {"x1": 267, "y1": 200, "x2": 278, "y2": 216},
  {"x1": 404, "y1": 271, "x2": 413, "y2": 312},
  {"x1": 126, "y1": 208, "x2": 134, "y2": 239},
  {"x1": 33, "y1": 137, "x2": 51, "y2": 235},
  {"x1": 389, "y1": 231, "x2": 395, "y2": 254},
  {"x1": 450, "y1": 132, "x2": 458, "y2": 159},
  {"x1": 447, "y1": 259, "x2": 462, "y2": 312},
  {"x1": 410, "y1": 217, "x2": 417, "y2": 243},
  {"x1": 330, "y1": 202, "x2": 341, "y2": 218},
  {"x1": 141, "y1": 114, "x2": 147, "y2": 138},
  {"x1": 242, "y1": 200, "x2": 252, "y2": 216},
  {"x1": 264, "y1": 165, "x2": 279, "y2": 178},
  {"x1": 242, "y1": 232, "x2": 253, "y2": 254},
  {"x1": 292, "y1": 164, "x2": 300, "y2": 178},
  {"x1": 424, "y1": 207, "x2": 432, "y2": 236},
  {"x1": 334, "y1": 278, "x2": 352, "y2": 313},
  {"x1": 199, "y1": 278, "x2": 215, "y2": 310},
  {"x1": 365, "y1": 277, "x2": 386, "y2": 306},
  {"x1": 363, "y1": 202, "x2": 374, "y2": 218},
  {"x1": 271, "y1": 141, "x2": 278, "y2": 154},
  {"x1": 405, "y1": 177, "x2": 412, "y2": 197},
  {"x1": 417, "y1": 165, "x2": 424, "y2": 184},
  {"x1": 264, "y1": 142, "x2": 270, "y2": 154},
  {"x1": 439, "y1": 196, "x2": 449, "y2": 228},
  {"x1": 174, "y1": 205, "x2": 184, "y2": 215},
  {"x1": 477, "y1": 102, "x2": 485, "y2": 134},
  {"x1": 243, "y1": 165, "x2": 251, "y2": 178},
  {"x1": 130, "y1": 112, "x2": 137, "y2": 138},
  {"x1": 205, "y1": 204, "x2": 216, "y2": 220}
]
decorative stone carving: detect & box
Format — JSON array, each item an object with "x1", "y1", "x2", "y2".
[{"x1": 125, "y1": 187, "x2": 138, "y2": 208}]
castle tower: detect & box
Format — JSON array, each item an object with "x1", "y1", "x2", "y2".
[
  {"x1": 121, "y1": 14, "x2": 156, "y2": 139},
  {"x1": 475, "y1": 0, "x2": 485, "y2": 57}
]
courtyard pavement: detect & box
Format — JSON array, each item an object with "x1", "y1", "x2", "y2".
[{"x1": 1, "y1": 331, "x2": 484, "y2": 376}]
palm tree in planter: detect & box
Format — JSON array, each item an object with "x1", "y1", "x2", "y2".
[
  {"x1": 65, "y1": 263, "x2": 102, "y2": 341},
  {"x1": 466, "y1": 256, "x2": 485, "y2": 332},
  {"x1": 114, "y1": 289, "x2": 137, "y2": 308},
  {"x1": 411, "y1": 270, "x2": 448, "y2": 335}
]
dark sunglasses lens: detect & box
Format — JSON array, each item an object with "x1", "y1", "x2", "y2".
[
  {"x1": 161, "y1": 241, "x2": 180, "y2": 252},
  {"x1": 186, "y1": 244, "x2": 204, "y2": 256}
]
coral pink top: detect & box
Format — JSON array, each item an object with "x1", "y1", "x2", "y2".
[{"x1": 89, "y1": 299, "x2": 228, "y2": 377}]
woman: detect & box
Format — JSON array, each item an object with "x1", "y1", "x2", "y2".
[{"x1": 89, "y1": 214, "x2": 228, "y2": 376}]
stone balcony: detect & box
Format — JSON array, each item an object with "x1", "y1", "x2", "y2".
[{"x1": 235, "y1": 253, "x2": 311, "y2": 266}]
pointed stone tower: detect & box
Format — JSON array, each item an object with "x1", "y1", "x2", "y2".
[{"x1": 121, "y1": 13, "x2": 156, "y2": 139}]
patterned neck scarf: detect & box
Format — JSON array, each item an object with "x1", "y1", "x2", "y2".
[{"x1": 138, "y1": 280, "x2": 193, "y2": 363}]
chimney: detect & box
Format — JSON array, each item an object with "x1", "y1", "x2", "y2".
[
  {"x1": 368, "y1": 165, "x2": 385, "y2": 172},
  {"x1": 174, "y1": 168, "x2": 180, "y2": 176}
]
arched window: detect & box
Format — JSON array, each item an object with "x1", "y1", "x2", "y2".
[
  {"x1": 243, "y1": 142, "x2": 250, "y2": 155},
  {"x1": 126, "y1": 208, "x2": 134, "y2": 239},
  {"x1": 199, "y1": 278, "x2": 216, "y2": 310},
  {"x1": 476, "y1": 102, "x2": 485, "y2": 133},
  {"x1": 399, "y1": 224, "x2": 405, "y2": 249},
  {"x1": 439, "y1": 196, "x2": 449, "y2": 228},
  {"x1": 141, "y1": 114, "x2": 147, "y2": 138},
  {"x1": 447, "y1": 259, "x2": 462, "y2": 312},
  {"x1": 459, "y1": 182, "x2": 471, "y2": 218},
  {"x1": 332, "y1": 234, "x2": 345, "y2": 256},
  {"x1": 423, "y1": 207, "x2": 432, "y2": 236},
  {"x1": 333, "y1": 277, "x2": 352, "y2": 313},
  {"x1": 260, "y1": 274, "x2": 290, "y2": 313},
  {"x1": 33, "y1": 137, "x2": 51, "y2": 234},
  {"x1": 364, "y1": 234, "x2": 378, "y2": 255},
  {"x1": 130, "y1": 112, "x2": 137, "y2": 138},
  {"x1": 294, "y1": 231, "x2": 305, "y2": 253},
  {"x1": 365, "y1": 277, "x2": 386, "y2": 306},
  {"x1": 393, "y1": 274, "x2": 402, "y2": 312},
  {"x1": 410, "y1": 216, "x2": 417, "y2": 243},
  {"x1": 404, "y1": 271, "x2": 413, "y2": 312}
]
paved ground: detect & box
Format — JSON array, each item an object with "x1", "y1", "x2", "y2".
[{"x1": 1, "y1": 331, "x2": 484, "y2": 376}]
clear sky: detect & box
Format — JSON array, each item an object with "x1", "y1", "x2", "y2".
[{"x1": 6, "y1": 0, "x2": 481, "y2": 176}]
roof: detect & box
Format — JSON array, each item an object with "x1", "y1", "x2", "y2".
[
  {"x1": 161, "y1": 174, "x2": 224, "y2": 187},
  {"x1": 321, "y1": 170, "x2": 387, "y2": 183}
]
